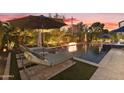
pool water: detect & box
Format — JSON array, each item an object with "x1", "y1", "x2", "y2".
[{"x1": 76, "y1": 44, "x2": 109, "y2": 64}]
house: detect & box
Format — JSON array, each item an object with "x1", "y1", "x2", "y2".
[{"x1": 119, "y1": 20, "x2": 124, "y2": 27}]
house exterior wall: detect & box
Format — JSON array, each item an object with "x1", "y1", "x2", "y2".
[{"x1": 119, "y1": 21, "x2": 124, "y2": 27}]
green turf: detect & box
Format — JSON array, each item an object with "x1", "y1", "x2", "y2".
[
  {"x1": 9, "y1": 51, "x2": 21, "y2": 80},
  {"x1": 50, "y1": 61, "x2": 97, "y2": 80}
]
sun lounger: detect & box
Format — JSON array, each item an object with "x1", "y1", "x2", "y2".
[
  {"x1": 24, "y1": 49, "x2": 73, "y2": 66},
  {"x1": 20, "y1": 45, "x2": 73, "y2": 66}
]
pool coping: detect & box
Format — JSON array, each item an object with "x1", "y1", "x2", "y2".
[{"x1": 73, "y1": 57, "x2": 99, "y2": 67}]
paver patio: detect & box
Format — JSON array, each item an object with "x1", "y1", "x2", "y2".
[
  {"x1": 91, "y1": 48, "x2": 124, "y2": 80},
  {"x1": 16, "y1": 55, "x2": 76, "y2": 80}
]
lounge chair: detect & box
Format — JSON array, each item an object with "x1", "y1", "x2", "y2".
[{"x1": 20, "y1": 45, "x2": 73, "y2": 66}]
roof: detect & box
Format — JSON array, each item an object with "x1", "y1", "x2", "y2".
[{"x1": 112, "y1": 26, "x2": 124, "y2": 33}]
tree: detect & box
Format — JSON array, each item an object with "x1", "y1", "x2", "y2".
[
  {"x1": 0, "y1": 21, "x2": 3, "y2": 46},
  {"x1": 65, "y1": 22, "x2": 88, "y2": 43},
  {"x1": 89, "y1": 22, "x2": 105, "y2": 40},
  {"x1": 54, "y1": 13, "x2": 59, "y2": 18},
  {"x1": 0, "y1": 22, "x2": 15, "y2": 51},
  {"x1": 62, "y1": 15, "x2": 65, "y2": 20},
  {"x1": 48, "y1": 13, "x2": 52, "y2": 18},
  {"x1": 102, "y1": 29, "x2": 109, "y2": 34},
  {"x1": 90, "y1": 22, "x2": 104, "y2": 32},
  {"x1": 0, "y1": 21, "x2": 2, "y2": 29}
]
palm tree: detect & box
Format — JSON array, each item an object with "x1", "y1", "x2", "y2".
[
  {"x1": 76, "y1": 22, "x2": 84, "y2": 42},
  {"x1": 0, "y1": 22, "x2": 15, "y2": 51}
]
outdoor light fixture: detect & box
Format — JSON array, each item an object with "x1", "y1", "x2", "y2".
[
  {"x1": 5, "y1": 44, "x2": 7, "y2": 46},
  {"x1": 68, "y1": 42, "x2": 77, "y2": 52},
  {"x1": 3, "y1": 48, "x2": 7, "y2": 52}
]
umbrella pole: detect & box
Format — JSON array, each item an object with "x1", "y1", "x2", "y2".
[
  {"x1": 41, "y1": 28, "x2": 44, "y2": 47},
  {"x1": 38, "y1": 29, "x2": 42, "y2": 47},
  {"x1": 37, "y1": 28, "x2": 44, "y2": 58},
  {"x1": 41, "y1": 28, "x2": 45, "y2": 58}
]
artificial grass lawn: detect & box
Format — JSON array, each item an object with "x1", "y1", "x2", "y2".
[
  {"x1": 9, "y1": 51, "x2": 21, "y2": 80},
  {"x1": 50, "y1": 61, "x2": 97, "y2": 80}
]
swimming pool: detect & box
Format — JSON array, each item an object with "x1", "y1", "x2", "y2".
[{"x1": 75, "y1": 44, "x2": 109, "y2": 64}]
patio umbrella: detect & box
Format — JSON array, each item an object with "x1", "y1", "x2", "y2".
[
  {"x1": 112, "y1": 26, "x2": 124, "y2": 33},
  {"x1": 8, "y1": 15, "x2": 66, "y2": 47}
]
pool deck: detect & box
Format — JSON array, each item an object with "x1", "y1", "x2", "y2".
[
  {"x1": 16, "y1": 54, "x2": 76, "y2": 80},
  {"x1": 90, "y1": 48, "x2": 124, "y2": 80}
]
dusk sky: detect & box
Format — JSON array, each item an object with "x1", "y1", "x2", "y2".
[{"x1": 0, "y1": 13, "x2": 124, "y2": 30}]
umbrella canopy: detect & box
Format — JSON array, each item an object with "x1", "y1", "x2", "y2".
[
  {"x1": 8, "y1": 15, "x2": 66, "y2": 47},
  {"x1": 112, "y1": 26, "x2": 124, "y2": 33},
  {"x1": 99, "y1": 34, "x2": 111, "y2": 39},
  {"x1": 8, "y1": 15, "x2": 66, "y2": 29}
]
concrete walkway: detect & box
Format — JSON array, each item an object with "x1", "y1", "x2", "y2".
[{"x1": 91, "y1": 48, "x2": 124, "y2": 80}]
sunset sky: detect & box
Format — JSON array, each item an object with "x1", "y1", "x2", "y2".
[{"x1": 0, "y1": 13, "x2": 124, "y2": 30}]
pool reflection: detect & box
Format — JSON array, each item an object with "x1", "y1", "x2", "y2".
[{"x1": 76, "y1": 43, "x2": 108, "y2": 64}]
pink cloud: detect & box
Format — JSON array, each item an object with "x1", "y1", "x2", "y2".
[
  {"x1": 104, "y1": 22, "x2": 118, "y2": 30},
  {"x1": 0, "y1": 13, "x2": 121, "y2": 30},
  {"x1": 64, "y1": 18, "x2": 79, "y2": 24},
  {"x1": 85, "y1": 22, "x2": 118, "y2": 30},
  {"x1": 0, "y1": 15, "x2": 26, "y2": 21}
]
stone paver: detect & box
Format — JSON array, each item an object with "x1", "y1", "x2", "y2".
[
  {"x1": 90, "y1": 48, "x2": 124, "y2": 80},
  {"x1": 18, "y1": 58, "x2": 76, "y2": 80},
  {"x1": 3, "y1": 53, "x2": 11, "y2": 80}
]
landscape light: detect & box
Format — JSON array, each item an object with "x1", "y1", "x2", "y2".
[
  {"x1": 3, "y1": 48, "x2": 7, "y2": 52},
  {"x1": 68, "y1": 42, "x2": 77, "y2": 52}
]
